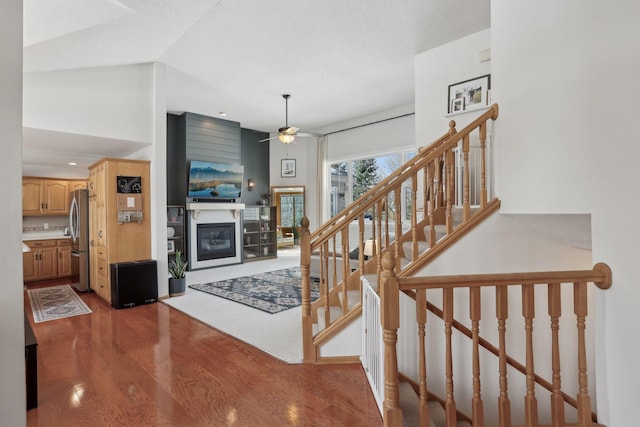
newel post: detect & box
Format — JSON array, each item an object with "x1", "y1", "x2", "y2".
[
  {"x1": 300, "y1": 216, "x2": 314, "y2": 363},
  {"x1": 381, "y1": 253, "x2": 402, "y2": 426}
]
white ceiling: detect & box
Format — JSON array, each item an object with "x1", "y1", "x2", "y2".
[{"x1": 22, "y1": 0, "x2": 490, "y2": 178}]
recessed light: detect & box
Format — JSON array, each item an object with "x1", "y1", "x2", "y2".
[
  {"x1": 68, "y1": 162, "x2": 78, "y2": 166},
  {"x1": 218, "y1": 112, "x2": 227, "y2": 117}
]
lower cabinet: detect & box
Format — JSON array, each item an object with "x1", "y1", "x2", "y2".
[
  {"x1": 57, "y1": 240, "x2": 72, "y2": 277},
  {"x1": 92, "y1": 244, "x2": 111, "y2": 302},
  {"x1": 23, "y1": 239, "x2": 73, "y2": 283}
]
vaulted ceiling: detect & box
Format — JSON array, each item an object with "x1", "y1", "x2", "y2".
[{"x1": 22, "y1": 0, "x2": 490, "y2": 176}]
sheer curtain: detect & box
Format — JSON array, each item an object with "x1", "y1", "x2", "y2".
[{"x1": 316, "y1": 135, "x2": 328, "y2": 227}]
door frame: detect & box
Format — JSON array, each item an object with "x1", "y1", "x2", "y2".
[{"x1": 270, "y1": 186, "x2": 306, "y2": 233}]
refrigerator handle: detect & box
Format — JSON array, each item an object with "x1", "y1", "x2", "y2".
[{"x1": 69, "y1": 196, "x2": 78, "y2": 241}]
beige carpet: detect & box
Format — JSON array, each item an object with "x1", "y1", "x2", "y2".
[{"x1": 163, "y1": 249, "x2": 306, "y2": 363}]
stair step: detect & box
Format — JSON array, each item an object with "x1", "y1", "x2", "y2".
[
  {"x1": 398, "y1": 381, "x2": 477, "y2": 427},
  {"x1": 451, "y1": 206, "x2": 479, "y2": 226},
  {"x1": 428, "y1": 400, "x2": 446, "y2": 427},
  {"x1": 423, "y1": 224, "x2": 447, "y2": 243},
  {"x1": 401, "y1": 240, "x2": 430, "y2": 259},
  {"x1": 315, "y1": 305, "x2": 343, "y2": 331},
  {"x1": 399, "y1": 382, "x2": 437, "y2": 427},
  {"x1": 361, "y1": 273, "x2": 379, "y2": 292},
  {"x1": 338, "y1": 289, "x2": 360, "y2": 310}
]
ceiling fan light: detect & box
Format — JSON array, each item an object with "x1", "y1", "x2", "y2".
[{"x1": 279, "y1": 134, "x2": 295, "y2": 144}]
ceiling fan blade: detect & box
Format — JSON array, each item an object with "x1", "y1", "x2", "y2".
[
  {"x1": 279, "y1": 126, "x2": 298, "y2": 135},
  {"x1": 296, "y1": 132, "x2": 322, "y2": 138},
  {"x1": 258, "y1": 135, "x2": 278, "y2": 143}
]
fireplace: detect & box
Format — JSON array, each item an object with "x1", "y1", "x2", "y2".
[
  {"x1": 186, "y1": 203, "x2": 244, "y2": 270},
  {"x1": 197, "y1": 223, "x2": 235, "y2": 261}
]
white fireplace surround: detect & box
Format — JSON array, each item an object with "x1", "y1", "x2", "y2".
[{"x1": 186, "y1": 203, "x2": 245, "y2": 270}]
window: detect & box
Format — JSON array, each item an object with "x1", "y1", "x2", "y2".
[
  {"x1": 328, "y1": 149, "x2": 416, "y2": 218},
  {"x1": 279, "y1": 194, "x2": 304, "y2": 229}
]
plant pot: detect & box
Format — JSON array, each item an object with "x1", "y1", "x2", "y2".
[{"x1": 169, "y1": 277, "x2": 186, "y2": 297}]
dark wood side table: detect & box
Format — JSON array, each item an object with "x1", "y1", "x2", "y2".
[{"x1": 24, "y1": 314, "x2": 38, "y2": 410}]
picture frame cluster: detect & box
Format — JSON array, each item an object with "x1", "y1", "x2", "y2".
[{"x1": 447, "y1": 74, "x2": 491, "y2": 114}]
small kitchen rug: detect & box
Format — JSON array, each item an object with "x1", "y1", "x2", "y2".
[
  {"x1": 189, "y1": 267, "x2": 320, "y2": 314},
  {"x1": 27, "y1": 285, "x2": 93, "y2": 323}
]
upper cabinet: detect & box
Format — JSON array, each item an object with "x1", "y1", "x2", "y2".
[
  {"x1": 22, "y1": 178, "x2": 70, "y2": 216},
  {"x1": 69, "y1": 180, "x2": 88, "y2": 192}
]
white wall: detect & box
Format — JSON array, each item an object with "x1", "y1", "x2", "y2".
[
  {"x1": 415, "y1": 29, "x2": 491, "y2": 146},
  {"x1": 23, "y1": 64, "x2": 155, "y2": 143},
  {"x1": 0, "y1": 0, "x2": 26, "y2": 424},
  {"x1": 127, "y1": 63, "x2": 169, "y2": 297},
  {"x1": 326, "y1": 105, "x2": 415, "y2": 162},
  {"x1": 270, "y1": 104, "x2": 416, "y2": 231},
  {"x1": 269, "y1": 137, "x2": 319, "y2": 228},
  {"x1": 398, "y1": 213, "x2": 594, "y2": 424},
  {"x1": 491, "y1": 1, "x2": 640, "y2": 424},
  {"x1": 413, "y1": 7, "x2": 640, "y2": 423}
]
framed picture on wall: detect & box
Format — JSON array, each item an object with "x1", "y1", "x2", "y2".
[
  {"x1": 447, "y1": 74, "x2": 491, "y2": 114},
  {"x1": 451, "y1": 97, "x2": 465, "y2": 113},
  {"x1": 281, "y1": 159, "x2": 296, "y2": 178}
]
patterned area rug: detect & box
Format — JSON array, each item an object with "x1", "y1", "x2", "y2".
[
  {"x1": 189, "y1": 267, "x2": 320, "y2": 314},
  {"x1": 28, "y1": 285, "x2": 93, "y2": 323}
]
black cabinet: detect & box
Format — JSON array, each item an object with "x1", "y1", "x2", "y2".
[
  {"x1": 242, "y1": 206, "x2": 277, "y2": 261},
  {"x1": 110, "y1": 260, "x2": 158, "y2": 309}
]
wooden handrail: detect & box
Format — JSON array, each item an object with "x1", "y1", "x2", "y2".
[
  {"x1": 301, "y1": 104, "x2": 500, "y2": 364},
  {"x1": 310, "y1": 104, "x2": 499, "y2": 249},
  {"x1": 309, "y1": 123, "x2": 456, "y2": 246},
  {"x1": 397, "y1": 263, "x2": 612, "y2": 290},
  {"x1": 380, "y1": 252, "x2": 612, "y2": 427}
]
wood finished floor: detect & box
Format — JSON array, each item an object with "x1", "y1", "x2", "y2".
[{"x1": 25, "y1": 279, "x2": 382, "y2": 426}]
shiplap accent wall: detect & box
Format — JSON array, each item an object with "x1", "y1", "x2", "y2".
[
  {"x1": 167, "y1": 112, "x2": 242, "y2": 204},
  {"x1": 184, "y1": 112, "x2": 241, "y2": 164}
]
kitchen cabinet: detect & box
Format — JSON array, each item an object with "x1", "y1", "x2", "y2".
[
  {"x1": 23, "y1": 240, "x2": 58, "y2": 282},
  {"x1": 22, "y1": 178, "x2": 70, "y2": 216},
  {"x1": 57, "y1": 239, "x2": 72, "y2": 277},
  {"x1": 88, "y1": 158, "x2": 151, "y2": 303},
  {"x1": 242, "y1": 206, "x2": 277, "y2": 262},
  {"x1": 69, "y1": 180, "x2": 88, "y2": 191}
]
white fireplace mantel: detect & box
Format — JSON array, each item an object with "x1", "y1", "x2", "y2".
[
  {"x1": 186, "y1": 203, "x2": 245, "y2": 220},
  {"x1": 186, "y1": 202, "x2": 245, "y2": 270}
]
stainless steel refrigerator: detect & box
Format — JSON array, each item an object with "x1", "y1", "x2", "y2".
[{"x1": 70, "y1": 189, "x2": 90, "y2": 292}]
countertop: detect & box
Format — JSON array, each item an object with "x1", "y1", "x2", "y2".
[{"x1": 23, "y1": 231, "x2": 70, "y2": 241}]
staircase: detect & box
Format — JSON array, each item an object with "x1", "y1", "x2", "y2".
[
  {"x1": 300, "y1": 104, "x2": 501, "y2": 363},
  {"x1": 379, "y1": 257, "x2": 611, "y2": 426},
  {"x1": 299, "y1": 104, "x2": 612, "y2": 425}
]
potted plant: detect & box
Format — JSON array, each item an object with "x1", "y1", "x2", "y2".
[{"x1": 168, "y1": 250, "x2": 188, "y2": 296}]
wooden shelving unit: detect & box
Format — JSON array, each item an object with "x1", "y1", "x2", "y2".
[
  {"x1": 242, "y1": 205, "x2": 277, "y2": 262},
  {"x1": 167, "y1": 205, "x2": 185, "y2": 263}
]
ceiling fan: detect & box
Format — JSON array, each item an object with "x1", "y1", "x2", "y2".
[{"x1": 259, "y1": 94, "x2": 319, "y2": 144}]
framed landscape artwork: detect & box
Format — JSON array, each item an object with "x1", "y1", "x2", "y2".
[
  {"x1": 448, "y1": 74, "x2": 491, "y2": 114},
  {"x1": 281, "y1": 159, "x2": 296, "y2": 178}
]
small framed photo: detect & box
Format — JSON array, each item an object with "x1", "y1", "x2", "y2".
[
  {"x1": 451, "y1": 97, "x2": 465, "y2": 113},
  {"x1": 447, "y1": 74, "x2": 491, "y2": 113},
  {"x1": 167, "y1": 240, "x2": 175, "y2": 253},
  {"x1": 281, "y1": 159, "x2": 296, "y2": 178}
]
